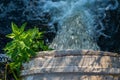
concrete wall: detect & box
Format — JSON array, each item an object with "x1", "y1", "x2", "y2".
[{"x1": 21, "y1": 50, "x2": 120, "y2": 80}]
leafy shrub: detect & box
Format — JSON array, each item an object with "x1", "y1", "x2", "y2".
[{"x1": 4, "y1": 22, "x2": 51, "y2": 80}]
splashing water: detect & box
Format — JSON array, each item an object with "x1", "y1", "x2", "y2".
[
  {"x1": 22, "y1": 0, "x2": 119, "y2": 50},
  {"x1": 47, "y1": 0, "x2": 99, "y2": 50},
  {"x1": 38, "y1": 0, "x2": 118, "y2": 50}
]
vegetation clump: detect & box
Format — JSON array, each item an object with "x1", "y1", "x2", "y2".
[{"x1": 3, "y1": 22, "x2": 51, "y2": 80}]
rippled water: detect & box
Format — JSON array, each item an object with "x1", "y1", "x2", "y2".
[
  {"x1": 0, "y1": 0, "x2": 118, "y2": 50},
  {"x1": 45, "y1": 0, "x2": 119, "y2": 50}
]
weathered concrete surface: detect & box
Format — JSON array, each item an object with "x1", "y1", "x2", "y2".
[{"x1": 21, "y1": 50, "x2": 120, "y2": 80}]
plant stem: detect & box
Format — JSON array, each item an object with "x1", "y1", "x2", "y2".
[
  {"x1": 10, "y1": 67, "x2": 19, "y2": 80},
  {"x1": 12, "y1": 70, "x2": 18, "y2": 80},
  {"x1": 5, "y1": 64, "x2": 8, "y2": 80}
]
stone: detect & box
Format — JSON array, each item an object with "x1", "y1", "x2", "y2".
[{"x1": 21, "y1": 50, "x2": 120, "y2": 80}]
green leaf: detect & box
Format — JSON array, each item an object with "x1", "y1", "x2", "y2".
[
  {"x1": 27, "y1": 49, "x2": 36, "y2": 57},
  {"x1": 20, "y1": 22, "x2": 27, "y2": 33},
  {"x1": 4, "y1": 41, "x2": 16, "y2": 51},
  {"x1": 28, "y1": 28, "x2": 38, "y2": 39},
  {"x1": 6, "y1": 33, "x2": 15, "y2": 39},
  {"x1": 19, "y1": 32, "x2": 28, "y2": 40},
  {"x1": 19, "y1": 41, "x2": 26, "y2": 49},
  {"x1": 42, "y1": 46, "x2": 49, "y2": 51},
  {"x1": 9, "y1": 62, "x2": 15, "y2": 69},
  {"x1": 11, "y1": 22, "x2": 19, "y2": 34}
]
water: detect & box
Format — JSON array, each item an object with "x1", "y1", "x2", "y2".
[
  {"x1": 41, "y1": 0, "x2": 118, "y2": 50},
  {"x1": 1, "y1": 0, "x2": 118, "y2": 50}
]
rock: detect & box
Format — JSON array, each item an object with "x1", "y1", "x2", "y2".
[{"x1": 21, "y1": 50, "x2": 120, "y2": 80}]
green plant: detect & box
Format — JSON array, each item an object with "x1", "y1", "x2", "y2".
[{"x1": 4, "y1": 22, "x2": 51, "y2": 80}]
